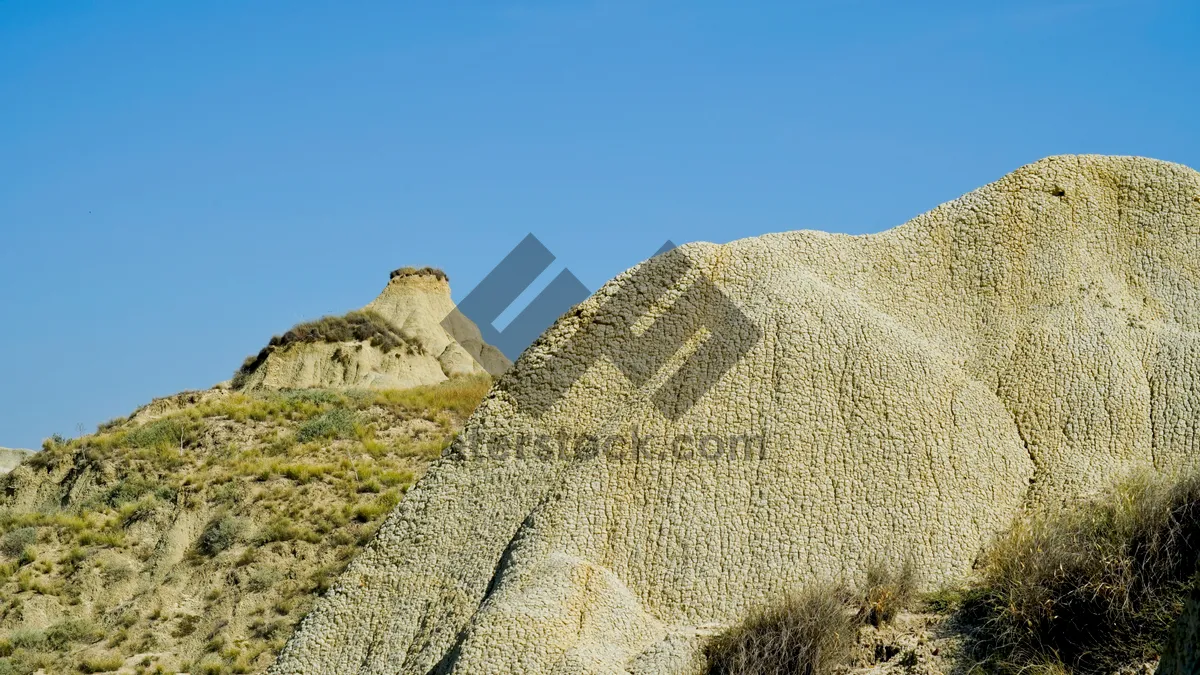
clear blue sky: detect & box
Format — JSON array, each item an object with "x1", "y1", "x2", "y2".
[{"x1": 2, "y1": 1, "x2": 1197, "y2": 449}]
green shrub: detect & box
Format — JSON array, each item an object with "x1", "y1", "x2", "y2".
[
  {"x1": 295, "y1": 409, "x2": 356, "y2": 443},
  {"x1": 8, "y1": 628, "x2": 47, "y2": 651},
  {"x1": 961, "y1": 469, "x2": 1200, "y2": 674},
  {"x1": 102, "y1": 476, "x2": 176, "y2": 508},
  {"x1": 0, "y1": 528, "x2": 37, "y2": 558},
  {"x1": 857, "y1": 557, "x2": 919, "y2": 627},
  {"x1": 706, "y1": 584, "x2": 856, "y2": 675},
  {"x1": 41, "y1": 433, "x2": 70, "y2": 452},
  {"x1": 44, "y1": 618, "x2": 103, "y2": 649},
  {"x1": 125, "y1": 419, "x2": 185, "y2": 450},
  {"x1": 197, "y1": 516, "x2": 243, "y2": 556},
  {"x1": 247, "y1": 566, "x2": 283, "y2": 592}
]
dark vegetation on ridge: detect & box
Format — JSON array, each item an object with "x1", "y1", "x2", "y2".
[
  {"x1": 233, "y1": 310, "x2": 421, "y2": 386},
  {"x1": 389, "y1": 266, "x2": 448, "y2": 282}
]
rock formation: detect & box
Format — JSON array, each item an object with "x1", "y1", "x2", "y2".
[
  {"x1": 271, "y1": 155, "x2": 1200, "y2": 675},
  {"x1": 234, "y1": 267, "x2": 510, "y2": 391},
  {"x1": 0, "y1": 448, "x2": 30, "y2": 474}
]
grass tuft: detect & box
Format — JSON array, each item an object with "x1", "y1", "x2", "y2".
[
  {"x1": 706, "y1": 584, "x2": 856, "y2": 675},
  {"x1": 961, "y1": 468, "x2": 1200, "y2": 674},
  {"x1": 857, "y1": 557, "x2": 919, "y2": 627},
  {"x1": 197, "y1": 516, "x2": 243, "y2": 557},
  {"x1": 0, "y1": 528, "x2": 37, "y2": 559}
]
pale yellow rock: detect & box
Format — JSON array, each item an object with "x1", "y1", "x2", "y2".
[
  {"x1": 270, "y1": 155, "x2": 1200, "y2": 675},
  {"x1": 0, "y1": 447, "x2": 30, "y2": 474},
  {"x1": 237, "y1": 270, "x2": 510, "y2": 391}
]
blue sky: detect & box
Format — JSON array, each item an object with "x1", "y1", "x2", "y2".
[{"x1": 1, "y1": 1, "x2": 1197, "y2": 449}]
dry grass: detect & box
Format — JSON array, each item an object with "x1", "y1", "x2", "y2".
[
  {"x1": 961, "y1": 468, "x2": 1200, "y2": 674},
  {"x1": 857, "y1": 558, "x2": 919, "y2": 627},
  {"x1": 0, "y1": 376, "x2": 491, "y2": 674},
  {"x1": 707, "y1": 557, "x2": 920, "y2": 675},
  {"x1": 707, "y1": 584, "x2": 857, "y2": 675}
]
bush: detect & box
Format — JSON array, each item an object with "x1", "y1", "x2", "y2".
[
  {"x1": 857, "y1": 557, "x2": 919, "y2": 627},
  {"x1": 962, "y1": 469, "x2": 1200, "y2": 674},
  {"x1": 256, "y1": 517, "x2": 319, "y2": 545},
  {"x1": 44, "y1": 618, "x2": 103, "y2": 649},
  {"x1": 247, "y1": 566, "x2": 284, "y2": 592},
  {"x1": 79, "y1": 653, "x2": 124, "y2": 673},
  {"x1": 197, "y1": 516, "x2": 242, "y2": 556},
  {"x1": 0, "y1": 528, "x2": 37, "y2": 558},
  {"x1": 41, "y1": 433, "x2": 70, "y2": 452},
  {"x1": 102, "y1": 476, "x2": 176, "y2": 508},
  {"x1": 706, "y1": 584, "x2": 856, "y2": 675},
  {"x1": 295, "y1": 409, "x2": 356, "y2": 443},
  {"x1": 125, "y1": 419, "x2": 185, "y2": 450}
]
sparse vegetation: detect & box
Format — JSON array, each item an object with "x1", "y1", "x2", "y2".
[
  {"x1": 0, "y1": 375, "x2": 491, "y2": 674},
  {"x1": 233, "y1": 310, "x2": 421, "y2": 385},
  {"x1": 0, "y1": 529, "x2": 36, "y2": 559},
  {"x1": 78, "y1": 652, "x2": 124, "y2": 673},
  {"x1": 857, "y1": 558, "x2": 919, "y2": 627},
  {"x1": 706, "y1": 558, "x2": 921, "y2": 675},
  {"x1": 707, "y1": 584, "x2": 857, "y2": 675},
  {"x1": 295, "y1": 408, "x2": 356, "y2": 443},
  {"x1": 197, "y1": 515, "x2": 243, "y2": 556},
  {"x1": 389, "y1": 265, "x2": 448, "y2": 282},
  {"x1": 960, "y1": 468, "x2": 1200, "y2": 674}
]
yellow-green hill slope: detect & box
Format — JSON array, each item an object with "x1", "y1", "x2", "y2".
[{"x1": 0, "y1": 376, "x2": 489, "y2": 675}]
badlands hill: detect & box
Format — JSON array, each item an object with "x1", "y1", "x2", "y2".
[
  {"x1": 272, "y1": 155, "x2": 1200, "y2": 675},
  {"x1": 0, "y1": 267, "x2": 507, "y2": 674},
  {"x1": 233, "y1": 266, "x2": 509, "y2": 391}
]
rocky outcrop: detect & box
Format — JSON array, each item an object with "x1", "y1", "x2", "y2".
[
  {"x1": 0, "y1": 448, "x2": 30, "y2": 474},
  {"x1": 236, "y1": 269, "x2": 509, "y2": 391},
  {"x1": 271, "y1": 155, "x2": 1200, "y2": 674}
]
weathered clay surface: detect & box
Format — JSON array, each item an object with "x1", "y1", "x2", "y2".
[
  {"x1": 239, "y1": 272, "x2": 510, "y2": 391},
  {"x1": 0, "y1": 448, "x2": 30, "y2": 474},
  {"x1": 271, "y1": 155, "x2": 1200, "y2": 674}
]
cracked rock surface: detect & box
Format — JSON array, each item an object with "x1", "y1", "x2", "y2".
[{"x1": 271, "y1": 155, "x2": 1200, "y2": 674}]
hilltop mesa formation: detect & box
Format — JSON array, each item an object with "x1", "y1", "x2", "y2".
[
  {"x1": 234, "y1": 266, "x2": 510, "y2": 391},
  {"x1": 273, "y1": 155, "x2": 1200, "y2": 675}
]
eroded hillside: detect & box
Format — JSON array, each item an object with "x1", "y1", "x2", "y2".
[{"x1": 0, "y1": 376, "x2": 489, "y2": 675}]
